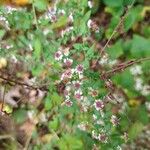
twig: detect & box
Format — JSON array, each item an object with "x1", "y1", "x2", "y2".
[
  {"x1": 0, "y1": 75, "x2": 49, "y2": 91},
  {"x1": 32, "y1": 2, "x2": 39, "y2": 29},
  {"x1": 0, "y1": 134, "x2": 13, "y2": 140},
  {"x1": 96, "y1": 0, "x2": 136, "y2": 61},
  {"x1": 1, "y1": 84, "x2": 6, "y2": 112},
  {"x1": 104, "y1": 57, "x2": 150, "y2": 77}
]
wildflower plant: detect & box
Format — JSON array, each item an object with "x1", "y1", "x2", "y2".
[{"x1": 0, "y1": 0, "x2": 150, "y2": 149}]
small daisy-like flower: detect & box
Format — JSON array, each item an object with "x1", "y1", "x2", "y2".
[
  {"x1": 121, "y1": 132, "x2": 128, "y2": 143},
  {"x1": 58, "y1": 9, "x2": 66, "y2": 16},
  {"x1": 98, "y1": 133, "x2": 108, "y2": 143},
  {"x1": 141, "y1": 85, "x2": 150, "y2": 96},
  {"x1": 96, "y1": 119, "x2": 104, "y2": 126},
  {"x1": 88, "y1": 87, "x2": 98, "y2": 97},
  {"x1": 61, "y1": 69, "x2": 73, "y2": 80},
  {"x1": 72, "y1": 80, "x2": 82, "y2": 89},
  {"x1": 55, "y1": 51, "x2": 63, "y2": 61},
  {"x1": 77, "y1": 122, "x2": 88, "y2": 131},
  {"x1": 135, "y1": 77, "x2": 143, "y2": 91},
  {"x1": 74, "y1": 90, "x2": 83, "y2": 100},
  {"x1": 92, "y1": 130, "x2": 98, "y2": 139},
  {"x1": 87, "y1": 19, "x2": 99, "y2": 32},
  {"x1": 110, "y1": 115, "x2": 119, "y2": 126},
  {"x1": 88, "y1": 1, "x2": 93, "y2": 8},
  {"x1": 62, "y1": 47, "x2": 70, "y2": 56},
  {"x1": 99, "y1": 54, "x2": 108, "y2": 65},
  {"x1": 130, "y1": 65, "x2": 142, "y2": 75},
  {"x1": 65, "y1": 99, "x2": 73, "y2": 107},
  {"x1": 68, "y1": 13, "x2": 74, "y2": 23},
  {"x1": 64, "y1": 58, "x2": 73, "y2": 67},
  {"x1": 94, "y1": 100, "x2": 104, "y2": 111},
  {"x1": 75, "y1": 64, "x2": 84, "y2": 74}
]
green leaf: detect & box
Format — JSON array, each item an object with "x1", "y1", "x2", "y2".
[
  {"x1": 13, "y1": 109, "x2": 27, "y2": 124},
  {"x1": 130, "y1": 34, "x2": 150, "y2": 58},
  {"x1": 44, "y1": 95, "x2": 53, "y2": 111},
  {"x1": 33, "y1": 38, "x2": 42, "y2": 59},
  {"x1": 34, "y1": 0, "x2": 48, "y2": 11},
  {"x1": 48, "y1": 118, "x2": 59, "y2": 131},
  {"x1": 50, "y1": 16, "x2": 68, "y2": 29},
  {"x1": 107, "y1": 40, "x2": 124, "y2": 59},
  {"x1": 58, "y1": 134, "x2": 83, "y2": 150},
  {"x1": 128, "y1": 122, "x2": 144, "y2": 140},
  {"x1": 112, "y1": 70, "x2": 134, "y2": 89},
  {"x1": 103, "y1": 0, "x2": 123, "y2": 7},
  {"x1": 0, "y1": 29, "x2": 5, "y2": 39},
  {"x1": 51, "y1": 93, "x2": 63, "y2": 106},
  {"x1": 124, "y1": 6, "x2": 143, "y2": 31}
]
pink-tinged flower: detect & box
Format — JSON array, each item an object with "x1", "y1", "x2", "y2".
[
  {"x1": 110, "y1": 115, "x2": 119, "y2": 126},
  {"x1": 94, "y1": 100, "x2": 104, "y2": 111},
  {"x1": 65, "y1": 99, "x2": 73, "y2": 107},
  {"x1": 61, "y1": 69, "x2": 73, "y2": 80},
  {"x1": 88, "y1": 88, "x2": 98, "y2": 97},
  {"x1": 72, "y1": 81, "x2": 82, "y2": 89},
  {"x1": 75, "y1": 64, "x2": 84, "y2": 74},
  {"x1": 55, "y1": 51, "x2": 63, "y2": 60},
  {"x1": 98, "y1": 133, "x2": 108, "y2": 143},
  {"x1": 74, "y1": 90, "x2": 83, "y2": 100},
  {"x1": 64, "y1": 58, "x2": 73, "y2": 67}
]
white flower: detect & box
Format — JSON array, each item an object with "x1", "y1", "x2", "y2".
[
  {"x1": 135, "y1": 77, "x2": 143, "y2": 91},
  {"x1": 93, "y1": 114, "x2": 97, "y2": 120},
  {"x1": 145, "y1": 102, "x2": 150, "y2": 111},
  {"x1": 62, "y1": 47, "x2": 70, "y2": 56},
  {"x1": 74, "y1": 90, "x2": 83, "y2": 100},
  {"x1": 110, "y1": 115, "x2": 119, "y2": 126},
  {"x1": 88, "y1": 1, "x2": 93, "y2": 8},
  {"x1": 61, "y1": 69, "x2": 73, "y2": 80},
  {"x1": 130, "y1": 65, "x2": 142, "y2": 75},
  {"x1": 94, "y1": 100, "x2": 104, "y2": 111},
  {"x1": 64, "y1": 58, "x2": 73, "y2": 67},
  {"x1": 117, "y1": 146, "x2": 122, "y2": 150},
  {"x1": 141, "y1": 85, "x2": 150, "y2": 96},
  {"x1": 77, "y1": 122, "x2": 88, "y2": 131},
  {"x1": 87, "y1": 19, "x2": 92, "y2": 28},
  {"x1": 72, "y1": 80, "x2": 82, "y2": 89},
  {"x1": 96, "y1": 119, "x2": 104, "y2": 126},
  {"x1": 99, "y1": 54, "x2": 108, "y2": 65},
  {"x1": 98, "y1": 133, "x2": 108, "y2": 143},
  {"x1": 75, "y1": 64, "x2": 84, "y2": 74},
  {"x1": 92, "y1": 130, "x2": 98, "y2": 139},
  {"x1": 55, "y1": 51, "x2": 63, "y2": 61},
  {"x1": 58, "y1": 9, "x2": 66, "y2": 15},
  {"x1": 65, "y1": 99, "x2": 73, "y2": 107},
  {"x1": 68, "y1": 13, "x2": 74, "y2": 22}
]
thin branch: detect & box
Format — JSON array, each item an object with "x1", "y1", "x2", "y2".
[
  {"x1": 104, "y1": 57, "x2": 150, "y2": 77},
  {"x1": 0, "y1": 75, "x2": 49, "y2": 91},
  {"x1": 0, "y1": 134, "x2": 14, "y2": 140},
  {"x1": 97, "y1": 0, "x2": 136, "y2": 61},
  {"x1": 32, "y1": 2, "x2": 39, "y2": 29},
  {"x1": 1, "y1": 84, "x2": 6, "y2": 112}
]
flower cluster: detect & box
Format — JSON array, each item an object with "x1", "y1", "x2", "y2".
[{"x1": 130, "y1": 65, "x2": 150, "y2": 96}]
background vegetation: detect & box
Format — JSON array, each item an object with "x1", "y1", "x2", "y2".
[{"x1": 0, "y1": 0, "x2": 150, "y2": 149}]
